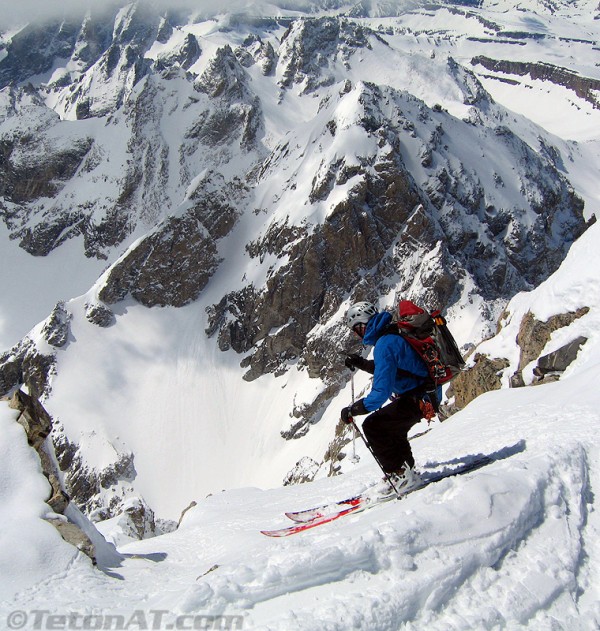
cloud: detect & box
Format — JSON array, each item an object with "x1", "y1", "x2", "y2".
[
  {"x1": 0, "y1": 0, "x2": 96, "y2": 30},
  {"x1": 0, "y1": 0, "x2": 347, "y2": 32}
]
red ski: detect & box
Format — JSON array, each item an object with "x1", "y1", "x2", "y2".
[
  {"x1": 261, "y1": 456, "x2": 495, "y2": 537},
  {"x1": 261, "y1": 497, "x2": 368, "y2": 537}
]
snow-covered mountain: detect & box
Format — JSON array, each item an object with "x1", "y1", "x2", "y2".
[
  {"x1": 0, "y1": 0, "x2": 599, "y2": 624},
  {"x1": 2, "y1": 218, "x2": 600, "y2": 627}
]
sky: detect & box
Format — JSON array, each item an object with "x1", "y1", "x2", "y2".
[
  {"x1": 0, "y1": 0, "x2": 96, "y2": 29},
  {"x1": 0, "y1": 0, "x2": 325, "y2": 31},
  {"x1": 0, "y1": 0, "x2": 375, "y2": 32}
]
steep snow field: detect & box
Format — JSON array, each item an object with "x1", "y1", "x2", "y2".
[
  {"x1": 1, "y1": 361, "x2": 599, "y2": 629},
  {"x1": 0, "y1": 223, "x2": 110, "y2": 350},
  {"x1": 2, "y1": 222, "x2": 600, "y2": 629}
]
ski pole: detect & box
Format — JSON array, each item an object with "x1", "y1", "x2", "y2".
[
  {"x1": 350, "y1": 419, "x2": 400, "y2": 497},
  {"x1": 350, "y1": 373, "x2": 359, "y2": 463}
]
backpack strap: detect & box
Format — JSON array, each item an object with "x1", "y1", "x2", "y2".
[{"x1": 379, "y1": 326, "x2": 434, "y2": 393}]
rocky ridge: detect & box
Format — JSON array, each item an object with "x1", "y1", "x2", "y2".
[
  {"x1": 0, "y1": 10, "x2": 592, "y2": 410},
  {"x1": 471, "y1": 57, "x2": 600, "y2": 109},
  {"x1": 6, "y1": 389, "x2": 96, "y2": 562},
  {"x1": 205, "y1": 73, "x2": 589, "y2": 435}
]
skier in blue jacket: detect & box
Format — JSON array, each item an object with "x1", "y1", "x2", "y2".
[{"x1": 340, "y1": 301, "x2": 435, "y2": 494}]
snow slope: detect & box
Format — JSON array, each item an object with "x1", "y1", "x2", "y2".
[
  {"x1": 0, "y1": 224, "x2": 111, "y2": 350},
  {"x1": 2, "y1": 222, "x2": 600, "y2": 629},
  {"x1": 1, "y1": 360, "x2": 598, "y2": 628},
  {"x1": 0, "y1": 405, "x2": 77, "y2": 601}
]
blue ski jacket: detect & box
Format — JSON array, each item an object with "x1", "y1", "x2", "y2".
[{"x1": 361, "y1": 311, "x2": 430, "y2": 412}]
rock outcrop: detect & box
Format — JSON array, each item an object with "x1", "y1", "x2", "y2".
[
  {"x1": 8, "y1": 390, "x2": 96, "y2": 562},
  {"x1": 283, "y1": 457, "x2": 321, "y2": 485},
  {"x1": 450, "y1": 354, "x2": 511, "y2": 411},
  {"x1": 99, "y1": 173, "x2": 247, "y2": 307},
  {"x1": 533, "y1": 336, "x2": 588, "y2": 382},
  {"x1": 511, "y1": 308, "x2": 590, "y2": 386},
  {"x1": 0, "y1": 301, "x2": 74, "y2": 399},
  {"x1": 448, "y1": 306, "x2": 591, "y2": 410},
  {"x1": 471, "y1": 57, "x2": 600, "y2": 109},
  {"x1": 278, "y1": 17, "x2": 382, "y2": 93}
]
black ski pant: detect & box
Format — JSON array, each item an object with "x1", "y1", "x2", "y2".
[{"x1": 362, "y1": 395, "x2": 422, "y2": 473}]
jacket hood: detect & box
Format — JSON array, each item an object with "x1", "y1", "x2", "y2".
[{"x1": 363, "y1": 311, "x2": 393, "y2": 346}]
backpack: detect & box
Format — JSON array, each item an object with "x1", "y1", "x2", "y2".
[{"x1": 396, "y1": 300, "x2": 465, "y2": 386}]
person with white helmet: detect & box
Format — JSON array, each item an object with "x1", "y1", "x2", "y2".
[{"x1": 341, "y1": 301, "x2": 435, "y2": 495}]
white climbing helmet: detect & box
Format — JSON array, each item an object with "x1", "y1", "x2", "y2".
[{"x1": 345, "y1": 301, "x2": 378, "y2": 330}]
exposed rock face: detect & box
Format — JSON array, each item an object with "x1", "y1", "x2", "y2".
[
  {"x1": 41, "y1": 302, "x2": 71, "y2": 348},
  {"x1": 0, "y1": 338, "x2": 55, "y2": 400},
  {"x1": 207, "y1": 145, "x2": 425, "y2": 385},
  {"x1": 114, "y1": 497, "x2": 156, "y2": 540},
  {"x1": 8, "y1": 390, "x2": 96, "y2": 562},
  {"x1": 279, "y1": 17, "x2": 381, "y2": 92},
  {"x1": 0, "y1": 121, "x2": 93, "y2": 206},
  {"x1": 0, "y1": 13, "x2": 261, "y2": 263},
  {"x1": 45, "y1": 517, "x2": 96, "y2": 560},
  {"x1": 99, "y1": 174, "x2": 247, "y2": 307},
  {"x1": 98, "y1": 212, "x2": 221, "y2": 307},
  {"x1": 54, "y1": 429, "x2": 137, "y2": 519},
  {"x1": 0, "y1": 21, "x2": 79, "y2": 88},
  {"x1": 0, "y1": 93, "x2": 122, "y2": 259},
  {"x1": 0, "y1": 301, "x2": 74, "y2": 399},
  {"x1": 156, "y1": 33, "x2": 201, "y2": 71},
  {"x1": 0, "y1": 112, "x2": 96, "y2": 256},
  {"x1": 448, "y1": 306, "x2": 590, "y2": 410},
  {"x1": 471, "y1": 57, "x2": 600, "y2": 108},
  {"x1": 196, "y1": 45, "x2": 249, "y2": 99},
  {"x1": 323, "y1": 420, "x2": 353, "y2": 477},
  {"x1": 282, "y1": 383, "x2": 343, "y2": 439},
  {"x1": 51, "y1": 427, "x2": 160, "y2": 540},
  {"x1": 235, "y1": 35, "x2": 276, "y2": 76},
  {"x1": 283, "y1": 456, "x2": 321, "y2": 485},
  {"x1": 85, "y1": 302, "x2": 116, "y2": 327},
  {"x1": 450, "y1": 354, "x2": 511, "y2": 410},
  {"x1": 533, "y1": 336, "x2": 588, "y2": 381},
  {"x1": 511, "y1": 308, "x2": 590, "y2": 386},
  {"x1": 192, "y1": 46, "x2": 263, "y2": 150}
]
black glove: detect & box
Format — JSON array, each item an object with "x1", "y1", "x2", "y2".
[
  {"x1": 341, "y1": 399, "x2": 369, "y2": 424},
  {"x1": 350, "y1": 399, "x2": 369, "y2": 417},
  {"x1": 341, "y1": 407, "x2": 353, "y2": 424},
  {"x1": 344, "y1": 354, "x2": 375, "y2": 374}
]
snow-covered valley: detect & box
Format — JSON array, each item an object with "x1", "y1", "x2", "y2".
[{"x1": 3, "y1": 204, "x2": 600, "y2": 629}]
